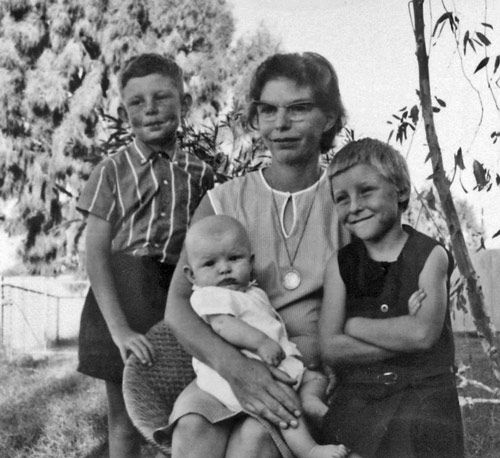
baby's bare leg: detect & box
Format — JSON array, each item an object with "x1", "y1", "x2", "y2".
[
  {"x1": 281, "y1": 415, "x2": 349, "y2": 458},
  {"x1": 274, "y1": 381, "x2": 348, "y2": 458},
  {"x1": 300, "y1": 370, "x2": 330, "y2": 419}
]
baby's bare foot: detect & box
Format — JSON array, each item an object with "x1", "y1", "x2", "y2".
[{"x1": 307, "y1": 444, "x2": 350, "y2": 458}]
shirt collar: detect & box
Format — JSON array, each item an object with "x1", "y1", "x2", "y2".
[{"x1": 132, "y1": 139, "x2": 177, "y2": 165}]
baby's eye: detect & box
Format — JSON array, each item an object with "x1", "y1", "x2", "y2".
[
  {"x1": 203, "y1": 260, "x2": 215, "y2": 267},
  {"x1": 128, "y1": 98, "x2": 143, "y2": 106},
  {"x1": 229, "y1": 255, "x2": 242, "y2": 261}
]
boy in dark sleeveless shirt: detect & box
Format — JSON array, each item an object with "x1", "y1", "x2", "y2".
[{"x1": 320, "y1": 138, "x2": 463, "y2": 458}]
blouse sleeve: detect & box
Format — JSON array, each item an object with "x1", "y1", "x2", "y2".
[{"x1": 190, "y1": 287, "x2": 239, "y2": 322}]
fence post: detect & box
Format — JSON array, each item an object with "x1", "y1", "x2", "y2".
[{"x1": 0, "y1": 276, "x2": 3, "y2": 348}]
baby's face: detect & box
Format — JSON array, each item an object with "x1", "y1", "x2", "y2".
[{"x1": 187, "y1": 229, "x2": 253, "y2": 292}]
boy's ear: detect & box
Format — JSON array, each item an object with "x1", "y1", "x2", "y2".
[
  {"x1": 183, "y1": 265, "x2": 196, "y2": 285},
  {"x1": 398, "y1": 187, "x2": 411, "y2": 204},
  {"x1": 117, "y1": 104, "x2": 129, "y2": 124},
  {"x1": 181, "y1": 93, "x2": 192, "y2": 118}
]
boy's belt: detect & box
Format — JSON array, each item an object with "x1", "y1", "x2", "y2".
[{"x1": 340, "y1": 365, "x2": 455, "y2": 386}]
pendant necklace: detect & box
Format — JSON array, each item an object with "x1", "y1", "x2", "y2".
[{"x1": 269, "y1": 176, "x2": 320, "y2": 290}]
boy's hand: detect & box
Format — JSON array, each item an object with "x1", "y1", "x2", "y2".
[
  {"x1": 114, "y1": 327, "x2": 155, "y2": 366},
  {"x1": 256, "y1": 338, "x2": 285, "y2": 366},
  {"x1": 408, "y1": 288, "x2": 426, "y2": 315}
]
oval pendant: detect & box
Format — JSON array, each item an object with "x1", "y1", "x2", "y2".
[{"x1": 283, "y1": 269, "x2": 301, "y2": 290}]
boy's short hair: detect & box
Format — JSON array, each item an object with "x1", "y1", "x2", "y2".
[
  {"x1": 328, "y1": 138, "x2": 411, "y2": 210},
  {"x1": 118, "y1": 53, "x2": 184, "y2": 96}
]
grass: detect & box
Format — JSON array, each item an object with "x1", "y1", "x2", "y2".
[{"x1": 1, "y1": 335, "x2": 499, "y2": 457}]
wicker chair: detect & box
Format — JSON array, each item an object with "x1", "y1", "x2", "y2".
[{"x1": 123, "y1": 321, "x2": 195, "y2": 455}]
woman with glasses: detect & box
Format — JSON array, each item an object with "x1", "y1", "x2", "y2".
[{"x1": 165, "y1": 52, "x2": 350, "y2": 458}]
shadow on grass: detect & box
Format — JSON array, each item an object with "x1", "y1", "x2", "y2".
[{"x1": 0, "y1": 355, "x2": 107, "y2": 458}]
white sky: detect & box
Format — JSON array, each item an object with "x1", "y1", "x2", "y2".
[{"x1": 229, "y1": 0, "x2": 500, "y2": 247}]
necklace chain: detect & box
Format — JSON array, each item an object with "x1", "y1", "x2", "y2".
[{"x1": 269, "y1": 178, "x2": 320, "y2": 269}]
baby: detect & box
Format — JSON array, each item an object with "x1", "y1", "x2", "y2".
[{"x1": 183, "y1": 215, "x2": 349, "y2": 458}]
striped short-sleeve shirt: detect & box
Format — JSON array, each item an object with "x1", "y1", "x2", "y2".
[{"x1": 77, "y1": 140, "x2": 214, "y2": 264}]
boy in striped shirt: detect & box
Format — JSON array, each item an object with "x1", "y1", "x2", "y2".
[{"x1": 76, "y1": 53, "x2": 214, "y2": 458}]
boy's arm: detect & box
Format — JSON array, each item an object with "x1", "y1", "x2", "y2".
[
  {"x1": 165, "y1": 196, "x2": 301, "y2": 428},
  {"x1": 208, "y1": 314, "x2": 285, "y2": 366},
  {"x1": 344, "y1": 245, "x2": 449, "y2": 352},
  {"x1": 319, "y1": 254, "x2": 397, "y2": 367},
  {"x1": 86, "y1": 214, "x2": 154, "y2": 365}
]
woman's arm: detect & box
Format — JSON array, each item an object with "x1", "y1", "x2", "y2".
[
  {"x1": 86, "y1": 214, "x2": 154, "y2": 364},
  {"x1": 319, "y1": 254, "x2": 396, "y2": 367},
  {"x1": 344, "y1": 245, "x2": 449, "y2": 352},
  {"x1": 165, "y1": 196, "x2": 301, "y2": 427}
]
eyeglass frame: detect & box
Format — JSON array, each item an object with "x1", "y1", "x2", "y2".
[{"x1": 251, "y1": 99, "x2": 318, "y2": 123}]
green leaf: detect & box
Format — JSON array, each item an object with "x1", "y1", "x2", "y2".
[
  {"x1": 474, "y1": 57, "x2": 489, "y2": 73},
  {"x1": 463, "y1": 31, "x2": 469, "y2": 55},
  {"x1": 494, "y1": 55, "x2": 500, "y2": 74},
  {"x1": 435, "y1": 96, "x2": 446, "y2": 107},
  {"x1": 472, "y1": 160, "x2": 489, "y2": 190},
  {"x1": 476, "y1": 32, "x2": 491, "y2": 46},
  {"x1": 481, "y1": 22, "x2": 493, "y2": 30},
  {"x1": 432, "y1": 106, "x2": 441, "y2": 113},
  {"x1": 492, "y1": 229, "x2": 500, "y2": 239},
  {"x1": 454, "y1": 148, "x2": 465, "y2": 170},
  {"x1": 409, "y1": 105, "x2": 419, "y2": 124},
  {"x1": 432, "y1": 12, "x2": 455, "y2": 37}
]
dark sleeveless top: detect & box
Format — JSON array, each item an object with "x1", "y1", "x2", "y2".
[{"x1": 337, "y1": 225, "x2": 455, "y2": 370}]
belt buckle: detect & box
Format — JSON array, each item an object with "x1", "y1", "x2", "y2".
[{"x1": 378, "y1": 371, "x2": 398, "y2": 385}]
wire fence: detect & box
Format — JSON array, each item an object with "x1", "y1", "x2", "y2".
[{"x1": 0, "y1": 276, "x2": 88, "y2": 358}]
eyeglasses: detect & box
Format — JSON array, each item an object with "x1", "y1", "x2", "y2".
[{"x1": 252, "y1": 100, "x2": 317, "y2": 122}]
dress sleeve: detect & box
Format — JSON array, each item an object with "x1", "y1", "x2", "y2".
[
  {"x1": 77, "y1": 159, "x2": 118, "y2": 223},
  {"x1": 190, "y1": 287, "x2": 239, "y2": 322}
]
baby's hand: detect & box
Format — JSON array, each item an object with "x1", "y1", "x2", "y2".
[
  {"x1": 408, "y1": 288, "x2": 426, "y2": 315},
  {"x1": 257, "y1": 338, "x2": 285, "y2": 366}
]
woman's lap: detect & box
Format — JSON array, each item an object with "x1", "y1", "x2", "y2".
[{"x1": 158, "y1": 380, "x2": 294, "y2": 458}]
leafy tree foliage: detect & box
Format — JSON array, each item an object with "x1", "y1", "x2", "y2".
[{"x1": 0, "y1": 0, "x2": 280, "y2": 274}]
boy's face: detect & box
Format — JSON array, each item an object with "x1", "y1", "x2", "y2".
[
  {"x1": 330, "y1": 163, "x2": 405, "y2": 243},
  {"x1": 120, "y1": 73, "x2": 188, "y2": 149},
  {"x1": 184, "y1": 228, "x2": 254, "y2": 292}
]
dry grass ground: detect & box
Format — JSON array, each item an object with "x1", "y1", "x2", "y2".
[{"x1": 0, "y1": 335, "x2": 499, "y2": 457}]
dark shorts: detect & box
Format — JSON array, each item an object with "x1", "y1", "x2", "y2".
[
  {"x1": 78, "y1": 253, "x2": 175, "y2": 383},
  {"x1": 321, "y1": 373, "x2": 464, "y2": 458}
]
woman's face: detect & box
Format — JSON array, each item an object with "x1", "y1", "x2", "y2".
[{"x1": 256, "y1": 78, "x2": 336, "y2": 166}]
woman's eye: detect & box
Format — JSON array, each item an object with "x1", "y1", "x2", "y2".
[
  {"x1": 289, "y1": 103, "x2": 313, "y2": 114},
  {"x1": 259, "y1": 104, "x2": 277, "y2": 115}
]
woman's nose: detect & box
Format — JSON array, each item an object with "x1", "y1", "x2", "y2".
[{"x1": 274, "y1": 107, "x2": 291, "y2": 130}]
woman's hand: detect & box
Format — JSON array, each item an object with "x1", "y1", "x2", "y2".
[
  {"x1": 226, "y1": 356, "x2": 302, "y2": 429},
  {"x1": 113, "y1": 326, "x2": 154, "y2": 365}
]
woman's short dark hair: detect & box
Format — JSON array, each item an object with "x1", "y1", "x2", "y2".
[
  {"x1": 118, "y1": 53, "x2": 184, "y2": 96},
  {"x1": 247, "y1": 52, "x2": 346, "y2": 153}
]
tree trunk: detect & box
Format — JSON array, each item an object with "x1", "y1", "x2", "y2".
[{"x1": 412, "y1": 0, "x2": 500, "y2": 381}]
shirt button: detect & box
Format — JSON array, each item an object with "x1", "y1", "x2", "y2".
[
  {"x1": 163, "y1": 180, "x2": 168, "y2": 185},
  {"x1": 160, "y1": 212, "x2": 166, "y2": 217},
  {"x1": 154, "y1": 243, "x2": 160, "y2": 248},
  {"x1": 380, "y1": 304, "x2": 389, "y2": 313}
]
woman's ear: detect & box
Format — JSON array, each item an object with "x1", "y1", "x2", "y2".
[
  {"x1": 181, "y1": 93, "x2": 193, "y2": 118},
  {"x1": 183, "y1": 265, "x2": 196, "y2": 285},
  {"x1": 117, "y1": 105, "x2": 129, "y2": 124},
  {"x1": 323, "y1": 112, "x2": 338, "y2": 133}
]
